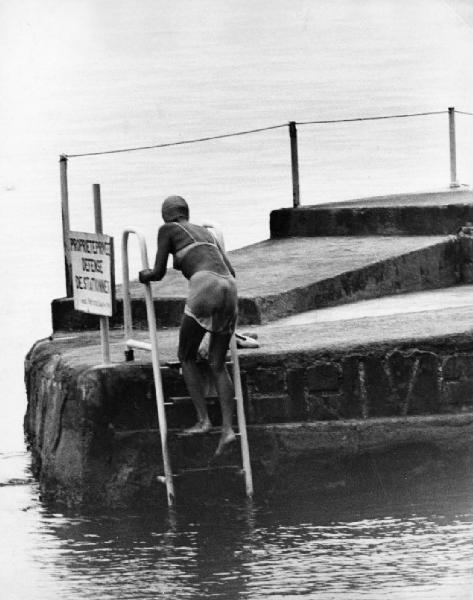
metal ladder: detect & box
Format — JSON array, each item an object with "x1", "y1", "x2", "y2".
[{"x1": 121, "y1": 227, "x2": 253, "y2": 506}]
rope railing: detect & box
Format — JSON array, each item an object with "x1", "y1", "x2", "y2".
[
  {"x1": 64, "y1": 123, "x2": 288, "y2": 159},
  {"x1": 296, "y1": 110, "x2": 447, "y2": 126},
  {"x1": 64, "y1": 109, "x2": 457, "y2": 159},
  {"x1": 59, "y1": 106, "x2": 473, "y2": 296}
]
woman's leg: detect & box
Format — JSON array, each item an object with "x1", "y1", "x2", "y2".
[
  {"x1": 208, "y1": 331, "x2": 236, "y2": 455},
  {"x1": 178, "y1": 315, "x2": 210, "y2": 433}
]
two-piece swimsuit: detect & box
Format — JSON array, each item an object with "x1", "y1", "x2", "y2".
[{"x1": 172, "y1": 222, "x2": 237, "y2": 334}]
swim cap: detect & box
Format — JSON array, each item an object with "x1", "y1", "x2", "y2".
[{"x1": 161, "y1": 196, "x2": 189, "y2": 222}]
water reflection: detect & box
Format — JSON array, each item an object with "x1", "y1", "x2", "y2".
[
  {"x1": 2, "y1": 451, "x2": 470, "y2": 600},
  {"x1": 37, "y1": 500, "x2": 258, "y2": 599}
]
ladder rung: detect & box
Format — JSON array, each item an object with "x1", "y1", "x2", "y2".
[
  {"x1": 113, "y1": 427, "x2": 158, "y2": 438},
  {"x1": 113, "y1": 426, "x2": 241, "y2": 438},
  {"x1": 164, "y1": 360, "x2": 233, "y2": 368},
  {"x1": 168, "y1": 395, "x2": 218, "y2": 405},
  {"x1": 126, "y1": 338, "x2": 152, "y2": 352},
  {"x1": 165, "y1": 361, "x2": 182, "y2": 369},
  {"x1": 175, "y1": 465, "x2": 243, "y2": 476},
  {"x1": 173, "y1": 428, "x2": 241, "y2": 437}
]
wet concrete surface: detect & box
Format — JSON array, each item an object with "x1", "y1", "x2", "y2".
[
  {"x1": 49, "y1": 284, "x2": 473, "y2": 365},
  {"x1": 127, "y1": 235, "x2": 453, "y2": 299}
]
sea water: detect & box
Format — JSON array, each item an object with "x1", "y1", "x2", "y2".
[{"x1": 1, "y1": 1, "x2": 473, "y2": 597}]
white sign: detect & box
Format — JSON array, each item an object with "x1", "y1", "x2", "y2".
[{"x1": 69, "y1": 231, "x2": 115, "y2": 316}]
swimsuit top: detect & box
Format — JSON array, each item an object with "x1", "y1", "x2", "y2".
[{"x1": 172, "y1": 222, "x2": 221, "y2": 270}]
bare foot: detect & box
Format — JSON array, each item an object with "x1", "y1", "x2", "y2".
[
  {"x1": 215, "y1": 430, "x2": 237, "y2": 456},
  {"x1": 182, "y1": 419, "x2": 212, "y2": 435}
]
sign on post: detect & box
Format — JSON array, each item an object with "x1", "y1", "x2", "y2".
[{"x1": 69, "y1": 231, "x2": 115, "y2": 317}]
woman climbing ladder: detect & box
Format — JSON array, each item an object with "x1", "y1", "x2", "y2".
[{"x1": 139, "y1": 195, "x2": 238, "y2": 456}]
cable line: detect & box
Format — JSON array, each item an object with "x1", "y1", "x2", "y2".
[
  {"x1": 65, "y1": 123, "x2": 288, "y2": 158},
  {"x1": 296, "y1": 110, "x2": 446, "y2": 126}
]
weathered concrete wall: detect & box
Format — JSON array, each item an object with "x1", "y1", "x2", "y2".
[
  {"x1": 51, "y1": 296, "x2": 262, "y2": 332},
  {"x1": 243, "y1": 343, "x2": 473, "y2": 422},
  {"x1": 24, "y1": 333, "x2": 473, "y2": 508},
  {"x1": 270, "y1": 190, "x2": 473, "y2": 237},
  {"x1": 51, "y1": 296, "x2": 186, "y2": 333}
]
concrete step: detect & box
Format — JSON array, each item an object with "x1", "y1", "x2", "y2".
[
  {"x1": 270, "y1": 188, "x2": 473, "y2": 237},
  {"x1": 52, "y1": 234, "x2": 462, "y2": 331}
]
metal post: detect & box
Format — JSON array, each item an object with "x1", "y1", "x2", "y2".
[
  {"x1": 289, "y1": 121, "x2": 301, "y2": 207},
  {"x1": 93, "y1": 184, "x2": 111, "y2": 365},
  {"x1": 93, "y1": 183, "x2": 104, "y2": 233},
  {"x1": 448, "y1": 107, "x2": 460, "y2": 188},
  {"x1": 59, "y1": 155, "x2": 73, "y2": 296},
  {"x1": 121, "y1": 232, "x2": 134, "y2": 345}
]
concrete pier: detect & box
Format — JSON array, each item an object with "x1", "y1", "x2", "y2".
[{"x1": 25, "y1": 188, "x2": 473, "y2": 507}]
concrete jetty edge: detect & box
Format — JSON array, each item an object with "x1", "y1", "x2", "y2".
[
  {"x1": 270, "y1": 188, "x2": 473, "y2": 237},
  {"x1": 24, "y1": 322, "x2": 473, "y2": 508}
]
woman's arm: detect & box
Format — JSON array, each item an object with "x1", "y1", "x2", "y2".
[{"x1": 139, "y1": 225, "x2": 172, "y2": 283}]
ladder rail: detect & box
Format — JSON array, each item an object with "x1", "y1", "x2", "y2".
[
  {"x1": 122, "y1": 227, "x2": 149, "y2": 341},
  {"x1": 121, "y1": 227, "x2": 175, "y2": 506},
  {"x1": 230, "y1": 335, "x2": 254, "y2": 497}
]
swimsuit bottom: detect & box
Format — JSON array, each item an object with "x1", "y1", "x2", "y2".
[{"x1": 184, "y1": 270, "x2": 238, "y2": 334}]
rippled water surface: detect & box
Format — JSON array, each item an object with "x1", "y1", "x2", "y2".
[{"x1": 1, "y1": 452, "x2": 473, "y2": 599}]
